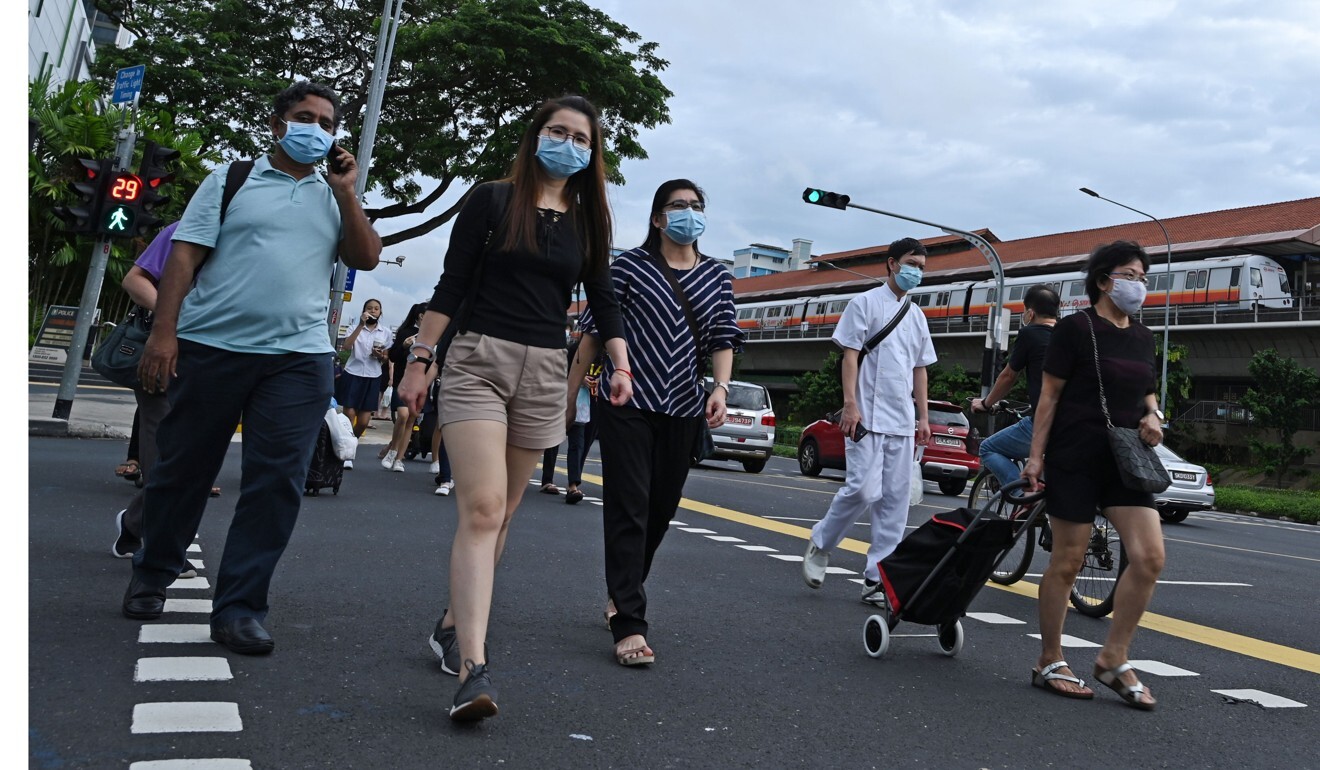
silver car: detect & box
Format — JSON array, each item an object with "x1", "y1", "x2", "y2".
[
  {"x1": 1154, "y1": 443, "x2": 1216, "y2": 523},
  {"x1": 702, "y1": 378, "x2": 775, "y2": 474}
]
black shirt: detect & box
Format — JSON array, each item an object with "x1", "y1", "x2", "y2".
[
  {"x1": 1009, "y1": 322, "x2": 1054, "y2": 409},
  {"x1": 1043, "y1": 308, "x2": 1156, "y2": 472},
  {"x1": 426, "y1": 182, "x2": 623, "y2": 349}
]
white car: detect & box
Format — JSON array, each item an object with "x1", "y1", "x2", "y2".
[
  {"x1": 701, "y1": 378, "x2": 775, "y2": 474},
  {"x1": 1154, "y1": 443, "x2": 1216, "y2": 523}
]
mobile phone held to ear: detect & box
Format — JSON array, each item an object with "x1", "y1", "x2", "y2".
[{"x1": 328, "y1": 144, "x2": 348, "y2": 175}]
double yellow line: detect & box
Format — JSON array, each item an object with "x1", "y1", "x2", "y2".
[{"x1": 573, "y1": 469, "x2": 1320, "y2": 676}]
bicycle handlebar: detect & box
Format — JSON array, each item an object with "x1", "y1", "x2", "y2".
[{"x1": 999, "y1": 478, "x2": 1046, "y2": 506}]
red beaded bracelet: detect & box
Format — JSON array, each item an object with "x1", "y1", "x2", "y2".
[{"x1": 614, "y1": 368, "x2": 633, "y2": 380}]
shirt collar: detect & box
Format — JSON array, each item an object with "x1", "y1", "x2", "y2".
[
  {"x1": 255, "y1": 154, "x2": 327, "y2": 185},
  {"x1": 879, "y1": 280, "x2": 902, "y2": 303}
]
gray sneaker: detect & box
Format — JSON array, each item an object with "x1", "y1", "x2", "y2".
[
  {"x1": 861, "y1": 579, "x2": 887, "y2": 607},
  {"x1": 178, "y1": 560, "x2": 198, "y2": 580},
  {"x1": 802, "y1": 540, "x2": 829, "y2": 589},
  {"x1": 449, "y1": 660, "x2": 498, "y2": 722},
  {"x1": 428, "y1": 613, "x2": 460, "y2": 676}
]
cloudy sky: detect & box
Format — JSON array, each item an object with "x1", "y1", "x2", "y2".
[{"x1": 347, "y1": 0, "x2": 1319, "y2": 330}]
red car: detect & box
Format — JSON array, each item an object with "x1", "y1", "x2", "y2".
[{"x1": 796, "y1": 400, "x2": 981, "y2": 496}]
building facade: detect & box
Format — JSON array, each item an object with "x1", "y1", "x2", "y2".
[
  {"x1": 732, "y1": 238, "x2": 813, "y2": 279},
  {"x1": 29, "y1": 0, "x2": 133, "y2": 87}
]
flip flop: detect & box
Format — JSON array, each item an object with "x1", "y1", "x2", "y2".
[
  {"x1": 116, "y1": 460, "x2": 141, "y2": 482},
  {"x1": 540, "y1": 484, "x2": 560, "y2": 495},
  {"x1": 1094, "y1": 662, "x2": 1156, "y2": 710},
  {"x1": 616, "y1": 638, "x2": 655, "y2": 666},
  {"x1": 1031, "y1": 660, "x2": 1094, "y2": 700},
  {"x1": 565, "y1": 489, "x2": 584, "y2": 505},
  {"x1": 210, "y1": 487, "x2": 222, "y2": 497}
]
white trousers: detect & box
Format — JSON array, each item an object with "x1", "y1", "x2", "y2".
[{"x1": 810, "y1": 432, "x2": 914, "y2": 582}]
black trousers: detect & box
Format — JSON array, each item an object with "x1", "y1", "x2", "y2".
[
  {"x1": 598, "y1": 402, "x2": 702, "y2": 643},
  {"x1": 132, "y1": 340, "x2": 332, "y2": 625}
]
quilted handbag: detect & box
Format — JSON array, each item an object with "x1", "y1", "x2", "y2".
[
  {"x1": 91, "y1": 307, "x2": 152, "y2": 389},
  {"x1": 1083, "y1": 313, "x2": 1171, "y2": 494}
]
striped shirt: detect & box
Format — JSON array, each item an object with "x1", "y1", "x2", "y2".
[{"x1": 580, "y1": 247, "x2": 744, "y2": 417}]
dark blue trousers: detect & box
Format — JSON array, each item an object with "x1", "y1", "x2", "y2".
[{"x1": 132, "y1": 339, "x2": 333, "y2": 626}]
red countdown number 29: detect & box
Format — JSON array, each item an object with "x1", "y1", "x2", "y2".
[{"x1": 111, "y1": 176, "x2": 141, "y2": 201}]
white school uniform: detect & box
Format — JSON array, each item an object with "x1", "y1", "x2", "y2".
[{"x1": 810, "y1": 281, "x2": 938, "y2": 581}]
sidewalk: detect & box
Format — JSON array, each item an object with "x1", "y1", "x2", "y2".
[{"x1": 29, "y1": 386, "x2": 392, "y2": 445}]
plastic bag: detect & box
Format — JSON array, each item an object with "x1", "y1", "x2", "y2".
[
  {"x1": 324, "y1": 408, "x2": 358, "y2": 461},
  {"x1": 910, "y1": 445, "x2": 925, "y2": 508}
]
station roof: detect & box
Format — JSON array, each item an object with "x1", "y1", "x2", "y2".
[{"x1": 734, "y1": 197, "x2": 1320, "y2": 301}]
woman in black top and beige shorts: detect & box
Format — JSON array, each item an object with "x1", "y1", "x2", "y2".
[
  {"x1": 1023, "y1": 240, "x2": 1166, "y2": 710},
  {"x1": 397, "y1": 96, "x2": 632, "y2": 722}
]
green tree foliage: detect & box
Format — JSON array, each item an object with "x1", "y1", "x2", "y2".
[
  {"x1": 1241, "y1": 349, "x2": 1319, "y2": 487},
  {"x1": 93, "y1": 0, "x2": 673, "y2": 246},
  {"x1": 926, "y1": 363, "x2": 979, "y2": 405},
  {"x1": 789, "y1": 351, "x2": 842, "y2": 424},
  {"x1": 28, "y1": 72, "x2": 218, "y2": 338},
  {"x1": 1154, "y1": 333, "x2": 1193, "y2": 417}
]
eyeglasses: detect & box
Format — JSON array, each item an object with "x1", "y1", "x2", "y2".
[
  {"x1": 541, "y1": 124, "x2": 592, "y2": 150},
  {"x1": 662, "y1": 199, "x2": 705, "y2": 212},
  {"x1": 1109, "y1": 272, "x2": 1149, "y2": 286}
]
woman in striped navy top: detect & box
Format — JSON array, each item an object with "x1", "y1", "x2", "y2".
[{"x1": 572, "y1": 179, "x2": 744, "y2": 666}]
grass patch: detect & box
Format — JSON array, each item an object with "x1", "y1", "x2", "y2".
[
  {"x1": 1214, "y1": 485, "x2": 1320, "y2": 524},
  {"x1": 773, "y1": 443, "x2": 797, "y2": 459}
]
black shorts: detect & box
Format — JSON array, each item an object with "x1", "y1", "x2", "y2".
[{"x1": 1044, "y1": 452, "x2": 1156, "y2": 523}]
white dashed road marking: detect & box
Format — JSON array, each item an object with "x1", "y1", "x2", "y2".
[
  {"x1": 670, "y1": 521, "x2": 688, "y2": 526},
  {"x1": 736, "y1": 544, "x2": 778, "y2": 552},
  {"x1": 678, "y1": 528, "x2": 717, "y2": 534},
  {"x1": 164, "y1": 599, "x2": 212, "y2": 614},
  {"x1": 171, "y1": 577, "x2": 211, "y2": 590},
  {"x1": 190, "y1": 559, "x2": 205, "y2": 569},
  {"x1": 130, "y1": 760, "x2": 253, "y2": 769},
  {"x1": 139, "y1": 625, "x2": 214, "y2": 644},
  {"x1": 1027, "y1": 633, "x2": 1101, "y2": 648},
  {"x1": 1128, "y1": 660, "x2": 1199, "y2": 677},
  {"x1": 769, "y1": 554, "x2": 803, "y2": 562},
  {"x1": 966, "y1": 612, "x2": 1026, "y2": 625},
  {"x1": 705, "y1": 535, "x2": 745, "y2": 543},
  {"x1": 135, "y1": 658, "x2": 233, "y2": 682},
  {"x1": 825, "y1": 566, "x2": 857, "y2": 575},
  {"x1": 1212, "y1": 689, "x2": 1308, "y2": 708},
  {"x1": 131, "y1": 702, "x2": 243, "y2": 733},
  {"x1": 187, "y1": 544, "x2": 202, "y2": 553}
]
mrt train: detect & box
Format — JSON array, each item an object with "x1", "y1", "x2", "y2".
[{"x1": 734, "y1": 254, "x2": 1294, "y2": 331}]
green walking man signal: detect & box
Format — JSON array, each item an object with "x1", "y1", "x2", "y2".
[{"x1": 802, "y1": 188, "x2": 850, "y2": 210}]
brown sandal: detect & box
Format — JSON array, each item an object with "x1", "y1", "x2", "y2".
[{"x1": 615, "y1": 637, "x2": 655, "y2": 666}]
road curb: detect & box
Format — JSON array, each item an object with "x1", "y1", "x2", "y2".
[{"x1": 30, "y1": 418, "x2": 129, "y2": 440}]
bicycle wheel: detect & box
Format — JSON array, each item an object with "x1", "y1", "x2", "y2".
[
  {"x1": 1069, "y1": 515, "x2": 1128, "y2": 617},
  {"x1": 967, "y1": 470, "x2": 1000, "y2": 510}
]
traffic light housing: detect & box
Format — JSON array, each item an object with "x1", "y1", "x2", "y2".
[
  {"x1": 802, "y1": 188, "x2": 850, "y2": 210},
  {"x1": 53, "y1": 158, "x2": 112, "y2": 234},
  {"x1": 134, "y1": 141, "x2": 180, "y2": 236}
]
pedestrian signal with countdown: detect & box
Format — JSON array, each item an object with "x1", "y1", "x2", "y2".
[{"x1": 100, "y1": 172, "x2": 143, "y2": 236}]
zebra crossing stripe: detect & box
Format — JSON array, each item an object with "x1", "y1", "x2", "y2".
[
  {"x1": 130, "y1": 760, "x2": 253, "y2": 769},
  {"x1": 131, "y1": 702, "x2": 242, "y2": 733},
  {"x1": 135, "y1": 658, "x2": 233, "y2": 682},
  {"x1": 139, "y1": 625, "x2": 213, "y2": 644},
  {"x1": 1213, "y1": 689, "x2": 1308, "y2": 708},
  {"x1": 163, "y1": 599, "x2": 212, "y2": 614}
]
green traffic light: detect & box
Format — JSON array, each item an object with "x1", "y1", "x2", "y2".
[
  {"x1": 808, "y1": 189, "x2": 822, "y2": 203},
  {"x1": 102, "y1": 204, "x2": 136, "y2": 235}
]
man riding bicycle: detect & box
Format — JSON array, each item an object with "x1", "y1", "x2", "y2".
[{"x1": 970, "y1": 285, "x2": 1060, "y2": 486}]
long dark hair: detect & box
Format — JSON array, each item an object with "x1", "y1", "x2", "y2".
[
  {"x1": 397, "y1": 301, "x2": 427, "y2": 334},
  {"x1": 501, "y1": 95, "x2": 612, "y2": 279},
  {"x1": 640, "y1": 178, "x2": 706, "y2": 258}
]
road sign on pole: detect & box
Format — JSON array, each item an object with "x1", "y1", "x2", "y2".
[{"x1": 112, "y1": 65, "x2": 146, "y2": 105}]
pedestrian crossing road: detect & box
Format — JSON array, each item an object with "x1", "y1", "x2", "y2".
[{"x1": 27, "y1": 438, "x2": 1318, "y2": 769}]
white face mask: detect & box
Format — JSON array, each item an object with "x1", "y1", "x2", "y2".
[{"x1": 1108, "y1": 278, "x2": 1147, "y2": 316}]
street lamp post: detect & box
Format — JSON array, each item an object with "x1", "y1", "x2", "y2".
[
  {"x1": 382, "y1": 255, "x2": 406, "y2": 267},
  {"x1": 1079, "y1": 188, "x2": 1173, "y2": 419}
]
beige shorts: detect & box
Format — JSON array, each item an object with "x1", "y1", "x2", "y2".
[{"x1": 437, "y1": 332, "x2": 567, "y2": 450}]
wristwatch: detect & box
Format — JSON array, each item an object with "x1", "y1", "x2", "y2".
[
  {"x1": 409, "y1": 342, "x2": 438, "y2": 358},
  {"x1": 712, "y1": 380, "x2": 731, "y2": 395},
  {"x1": 1147, "y1": 408, "x2": 1165, "y2": 422},
  {"x1": 407, "y1": 352, "x2": 434, "y2": 369}
]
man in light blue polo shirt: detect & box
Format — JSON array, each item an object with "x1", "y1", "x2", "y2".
[{"x1": 122, "y1": 81, "x2": 382, "y2": 655}]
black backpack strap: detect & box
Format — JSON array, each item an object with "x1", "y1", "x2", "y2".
[
  {"x1": 452, "y1": 181, "x2": 512, "y2": 336},
  {"x1": 858, "y1": 298, "x2": 912, "y2": 362},
  {"x1": 219, "y1": 159, "x2": 255, "y2": 225}
]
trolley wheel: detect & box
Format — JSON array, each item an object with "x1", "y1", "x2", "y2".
[
  {"x1": 863, "y1": 614, "x2": 890, "y2": 658},
  {"x1": 938, "y1": 620, "x2": 964, "y2": 657},
  {"x1": 404, "y1": 447, "x2": 418, "y2": 461}
]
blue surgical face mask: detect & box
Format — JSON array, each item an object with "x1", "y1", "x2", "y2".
[
  {"x1": 894, "y1": 264, "x2": 923, "y2": 292},
  {"x1": 276, "y1": 118, "x2": 335, "y2": 164},
  {"x1": 663, "y1": 209, "x2": 706, "y2": 245},
  {"x1": 535, "y1": 135, "x2": 591, "y2": 179}
]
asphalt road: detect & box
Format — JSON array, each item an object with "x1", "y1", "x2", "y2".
[{"x1": 28, "y1": 422, "x2": 1319, "y2": 769}]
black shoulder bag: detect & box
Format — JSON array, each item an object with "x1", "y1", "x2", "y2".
[
  {"x1": 1083, "y1": 312, "x2": 1171, "y2": 493},
  {"x1": 92, "y1": 162, "x2": 256, "y2": 389},
  {"x1": 646, "y1": 251, "x2": 716, "y2": 463}
]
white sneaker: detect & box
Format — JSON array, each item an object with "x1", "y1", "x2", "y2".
[
  {"x1": 434, "y1": 481, "x2": 454, "y2": 496},
  {"x1": 391, "y1": 459, "x2": 405, "y2": 472},
  {"x1": 802, "y1": 540, "x2": 829, "y2": 589},
  {"x1": 343, "y1": 459, "x2": 354, "y2": 470},
  {"x1": 861, "y1": 579, "x2": 887, "y2": 607},
  {"x1": 381, "y1": 450, "x2": 397, "y2": 470},
  {"x1": 429, "y1": 460, "x2": 441, "y2": 475}
]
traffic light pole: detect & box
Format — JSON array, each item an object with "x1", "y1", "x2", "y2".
[
  {"x1": 326, "y1": 0, "x2": 404, "y2": 346},
  {"x1": 52, "y1": 116, "x2": 137, "y2": 420}
]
